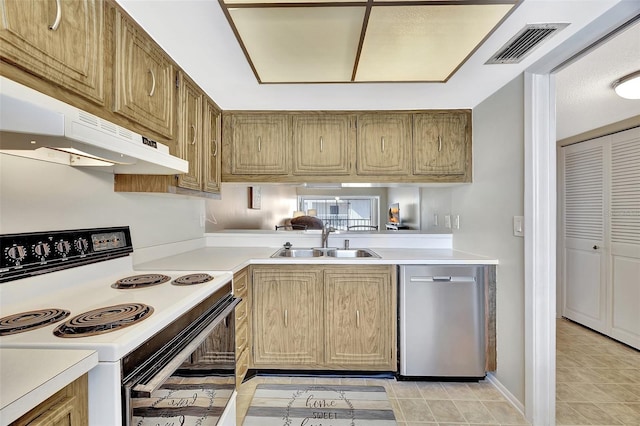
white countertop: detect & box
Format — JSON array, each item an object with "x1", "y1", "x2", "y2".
[
  {"x1": 0, "y1": 348, "x2": 98, "y2": 425},
  {"x1": 134, "y1": 246, "x2": 497, "y2": 272}
]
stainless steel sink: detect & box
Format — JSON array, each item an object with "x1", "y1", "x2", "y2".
[
  {"x1": 271, "y1": 248, "x2": 324, "y2": 258},
  {"x1": 325, "y1": 248, "x2": 380, "y2": 258}
]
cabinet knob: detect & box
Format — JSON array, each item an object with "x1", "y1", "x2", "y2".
[{"x1": 593, "y1": 245, "x2": 599, "y2": 250}]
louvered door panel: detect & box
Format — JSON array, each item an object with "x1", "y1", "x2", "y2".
[
  {"x1": 562, "y1": 140, "x2": 607, "y2": 333},
  {"x1": 609, "y1": 130, "x2": 640, "y2": 349},
  {"x1": 564, "y1": 145, "x2": 604, "y2": 240},
  {"x1": 611, "y1": 137, "x2": 640, "y2": 245}
]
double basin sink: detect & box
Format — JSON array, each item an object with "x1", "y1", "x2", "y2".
[{"x1": 271, "y1": 247, "x2": 380, "y2": 259}]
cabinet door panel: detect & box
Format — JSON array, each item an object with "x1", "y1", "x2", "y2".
[
  {"x1": 357, "y1": 114, "x2": 411, "y2": 175},
  {"x1": 114, "y1": 10, "x2": 174, "y2": 139},
  {"x1": 293, "y1": 114, "x2": 353, "y2": 175},
  {"x1": 0, "y1": 0, "x2": 104, "y2": 104},
  {"x1": 324, "y1": 269, "x2": 394, "y2": 368},
  {"x1": 203, "y1": 97, "x2": 221, "y2": 193},
  {"x1": 252, "y1": 269, "x2": 322, "y2": 366},
  {"x1": 177, "y1": 73, "x2": 202, "y2": 190},
  {"x1": 413, "y1": 112, "x2": 468, "y2": 175},
  {"x1": 231, "y1": 114, "x2": 288, "y2": 175}
]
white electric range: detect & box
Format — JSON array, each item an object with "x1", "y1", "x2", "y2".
[{"x1": 0, "y1": 227, "x2": 236, "y2": 426}]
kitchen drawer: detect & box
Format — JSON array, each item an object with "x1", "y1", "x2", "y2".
[
  {"x1": 236, "y1": 346, "x2": 249, "y2": 388},
  {"x1": 233, "y1": 268, "x2": 249, "y2": 299},
  {"x1": 236, "y1": 320, "x2": 248, "y2": 354},
  {"x1": 235, "y1": 300, "x2": 248, "y2": 327}
]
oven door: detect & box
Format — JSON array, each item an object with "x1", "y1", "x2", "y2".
[{"x1": 123, "y1": 295, "x2": 239, "y2": 426}]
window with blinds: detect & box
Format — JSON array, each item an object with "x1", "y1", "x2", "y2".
[{"x1": 564, "y1": 145, "x2": 604, "y2": 240}]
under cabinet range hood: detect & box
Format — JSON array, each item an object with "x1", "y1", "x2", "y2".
[{"x1": 0, "y1": 78, "x2": 188, "y2": 174}]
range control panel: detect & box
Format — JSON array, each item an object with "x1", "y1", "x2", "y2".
[{"x1": 0, "y1": 227, "x2": 133, "y2": 283}]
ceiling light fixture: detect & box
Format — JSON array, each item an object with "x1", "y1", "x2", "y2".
[{"x1": 612, "y1": 70, "x2": 640, "y2": 99}]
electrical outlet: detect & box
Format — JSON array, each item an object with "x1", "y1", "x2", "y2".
[
  {"x1": 453, "y1": 215, "x2": 460, "y2": 229},
  {"x1": 444, "y1": 215, "x2": 451, "y2": 229},
  {"x1": 200, "y1": 213, "x2": 206, "y2": 228},
  {"x1": 433, "y1": 214, "x2": 439, "y2": 227}
]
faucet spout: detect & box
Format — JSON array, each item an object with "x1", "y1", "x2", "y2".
[{"x1": 321, "y1": 225, "x2": 335, "y2": 248}]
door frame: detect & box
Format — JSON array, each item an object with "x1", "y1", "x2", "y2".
[{"x1": 524, "y1": 4, "x2": 639, "y2": 423}]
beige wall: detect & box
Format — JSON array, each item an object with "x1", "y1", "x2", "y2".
[
  {"x1": 0, "y1": 155, "x2": 204, "y2": 248},
  {"x1": 451, "y1": 75, "x2": 526, "y2": 403}
]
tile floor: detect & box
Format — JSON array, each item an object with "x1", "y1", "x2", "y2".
[
  {"x1": 236, "y1": 319, "x2": 640, "y2": 425},
  {"x1": 556, "y1": 318, "x2": 640, "y2": 425}
]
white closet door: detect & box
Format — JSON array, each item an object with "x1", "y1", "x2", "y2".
[
  {"x1": 609, "y1": 128, "x2": 640, "y2": 349},
  {"x1": 562, "y1": 138, "x2": 607, "y2": 333}
]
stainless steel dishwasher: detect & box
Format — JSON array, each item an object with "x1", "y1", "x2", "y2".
[{"x1": 399, "y1": 265, "x2": 486, "y2": 378}]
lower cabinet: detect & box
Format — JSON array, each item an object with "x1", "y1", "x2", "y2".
[
  {"x1": 251, "y1": 265, "x2": 396, "y2": 371},
  {"x1": 324, "y1": 269, "x2": 395, "y2": 369},
  {"x1": 252, "y1": 267, "x2": 324, "y2": 367},
  {"x1": 11, "y1": 374, "x2": 88, "y2": 426},
  {"x1": 233, "y1": 267, "x2": 250, "y2": 387}
]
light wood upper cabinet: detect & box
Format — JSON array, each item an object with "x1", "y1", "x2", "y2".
[
  {"x1": 177, "y1": 73, "x2": 202, "y2": 191},
  {"x1": 292, "y1": 114, "x2": 354, "y2": 175},
  {"x1": 413, "y1": 111, "x2": 470, "y2": 177},
  {"x1": 324, "y1": 267, "x2": 395, "y2": 369},
  {"x1": 225, "y1": 113, "x2": 289, "y2": 175},
  {"x1": 0, "y1": 0, "x2": 105, "y2": 105},
  {"x1": 221, "y1": 110, "x2": 471, "y2": 184},
  {"x1": 252, "y1": 267, "x2": 323, "y2": 367},
  {"x1": 113, "y1": 9, "x2": 175, "y2": 139},
  {"x1": 203, "y1": 98, "x2": 222, "y2": 194},
  {"x1": 357, "y1": 113, "x2": 411, "y2": 176},
  {"x1": 115, "y1": 76, "x2": 222, "y2": 198}
]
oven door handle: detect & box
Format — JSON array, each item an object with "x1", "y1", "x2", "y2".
[{"x1": 132, "y1": 298, "x2": 239, "y2": 398}]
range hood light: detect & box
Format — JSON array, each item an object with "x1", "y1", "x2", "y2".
[{"x1": 613, "y1": 70, "x2": 640, "y2": 99}]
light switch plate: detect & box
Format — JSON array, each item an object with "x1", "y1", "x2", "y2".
[
  {"x1": 513, "y1": 216, "x2": 524, "y2": 237},
  {"x1": 444, "y1": 215, "x2": 451, "y2": 229},
  {"x1": 249, "y1": 186, "x2": 261, "y2": 209}
]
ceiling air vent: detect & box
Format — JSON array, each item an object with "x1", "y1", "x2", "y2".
[{"x1": 487, "y1": 23, "x2": 569, "y2": 64}]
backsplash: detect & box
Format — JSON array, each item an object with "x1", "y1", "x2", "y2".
[{"x1": 0, "y1": 155, "x2": 204, "y2": 248}]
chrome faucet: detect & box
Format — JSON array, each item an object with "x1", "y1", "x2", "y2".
[{"x1": 321, "y1": 225, "x2": 335, "y2": 248}]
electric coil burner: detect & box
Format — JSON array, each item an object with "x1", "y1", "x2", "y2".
[
  {"x1": 112, "y1": 274, "x2": 171, "y2": 289},
  {"x1": 172, "y1": 273, "x2": 214, "y2": 286},
  {"x1": 0, "y1": 308, "x2": 70, "y2": 336},
  {"x1": 53, "y1": 303, "x2": 154, "y2": 338}
]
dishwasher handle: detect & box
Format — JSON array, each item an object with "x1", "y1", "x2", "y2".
[{"x1": 409, "y1": 276, "x2": 476, "y2": 283}]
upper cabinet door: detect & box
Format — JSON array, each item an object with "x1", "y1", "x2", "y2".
[
  {"x1": 176, "y1": 72, "x2": 202, "y2": 191},
  {"x1": 0, "y1": 0, "x2": 105, "y2": 105},
  {"x1": 230, "y1": 114, "x2": 289, "y2": 175},
  {"x1": 203, "y1": 97, "x2": 221, "y2": 194},
  {"x1": 113, "y1": 9, "x2": 175, "y2": 139},
  {"x1": 413, "y1": 111, "x2": 470, "y2": 176},
  {"x1": 292, "y1": 114, "x2": 353, "y2": 175},
  {"x1": 357, "y1": 113, "x2": 411, "y2": 176}
]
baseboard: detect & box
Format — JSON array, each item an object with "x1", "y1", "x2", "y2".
[{"x1": 486, "y1": 373, "x2": 526, "y2": 417}]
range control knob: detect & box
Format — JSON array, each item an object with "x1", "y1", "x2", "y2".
[
  {"x1": 4, "y1": 244, "x2": 27, "y2": 265},
  {"x1": 55, "y1": 240, "x2": 72, "y2": 257},
  {"x1": 74, "y1": 238, "x2": 89, "y2": 254},
  {"x1": 32, "y1": 242, "x2": 51, "y2": 260}
]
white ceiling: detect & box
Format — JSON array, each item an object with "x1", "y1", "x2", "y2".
[
  {"x1": 556, "y1": 20, "x2": 640, "y2": 141},
  {"x1": 117, "y1": 0, "x2": 639, "y2": 138}
]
